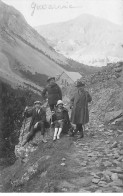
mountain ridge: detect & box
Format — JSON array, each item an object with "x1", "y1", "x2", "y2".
[{"x1": 35, "y1": 14, "x2": 123, "y2": 67}]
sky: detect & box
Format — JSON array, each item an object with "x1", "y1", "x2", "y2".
[{"x1": 2, "y1": 0, "x2": 123, "y2": 27}]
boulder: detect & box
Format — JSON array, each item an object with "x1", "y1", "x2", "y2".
[
  {"x1": 111, "y1": 141, "x2": 118, "y2": 148},
  {"x1": 92, "y1": 178, "x2": 100, "y2": 184},
  {"x1": 119, "y1": 150, "x2": 123, "y2": 155},
  {"x1": 104, "y1": 110, "x2": 122, "y2": 123},
  {"x1": 114, "y1": 67, "x2": 122, "y2": 73},
  {"x1": 111, "y1": 173, "x2": 119, "y2": 181}
]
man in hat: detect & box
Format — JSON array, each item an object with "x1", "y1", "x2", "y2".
[
  {"x1": 22, "y1": 101, "x2": 48, "y2": 146},
  {"x1": 70, "y1": 81, "x2": 92, "y2": 138},
  {"x1": 42, "y1": 76, "x2": 62, "y2": 111}
]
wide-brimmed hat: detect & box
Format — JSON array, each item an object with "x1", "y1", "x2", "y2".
[
  {"x1": 34, "y1": 101, "x2": 42, "y2": 105},
  {"x1": 47, "y1": 76, "x2": 55, "y2": 82},
  {"x1": 75, "y1": 81, "x2": 85, "y2": 87},
  {"x1": 56, "y1": 100, "x2": 63, "y2": 106}
]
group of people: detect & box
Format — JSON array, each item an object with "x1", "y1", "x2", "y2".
[{"x1": 21, "y1": 76, "x2": 92, "y2": 146}]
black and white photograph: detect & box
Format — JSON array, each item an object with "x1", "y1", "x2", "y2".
[{"x1": 0, "y1": 0, "x2": 123, "y2": 193}]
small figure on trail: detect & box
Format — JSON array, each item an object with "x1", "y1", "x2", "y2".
[
  {"x1": 70, "y1": 81, "x2": 92, "y2": 138},
  {"x1": 52, "y1": 100, "x2": 70, "y2": 141},
  {"x1": 21, "y1": 101, "x2": 49, "y2": 146},
  {"x1": 42, "y1": 76, "x2": 62, "y2": 111}
]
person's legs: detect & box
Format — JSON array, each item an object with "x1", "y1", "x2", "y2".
[
  {"x1": 22, "y1": 126, "x2": 35, "y2": 146},
  {"x1": 77, "y1": 124, "x2": 84, "y2": 138},
  {"x1": 70, "y1": 124, "x2": 79, "y2": 137},
  {"x1": 38, "y1": 122, "x2": 47, "y2": 143},
  {"x1": 57, "y1": 121, "x2": 64, "y2": 139},
  {"x1": 57, "y1": 128, "x2": 62, "y2": 139},
  {"x1": 53, "y1": 127, "x2": 58, "y2": 141}
]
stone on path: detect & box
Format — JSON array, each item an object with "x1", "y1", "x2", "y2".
[
  {"x1": 111, "y1": 173, "x2": 119, "y2": 181},
  {"x1": 103, "y1": 174, "x2": 111, "y2": 182},
  {"x1": 119, "y1": 150, "x2": 123, "y2": 155},
  {"x1": 113, "y1": 186, "x2": 123, "y2": 192},
  {"x1": 40, "y1": 171, "x2": 47, "y2": 178},
  {"x1": 104, "y1": 110, "x2": 122, "y2": 123},
  {"x1": 111, "y1": 167, "x2": 123, "y2": 173},
  {"x1": 80, "y1": 162, "x2": 87, "y2": 166},
  {"x1": 111, "y1": 141, "x2": 118, "y2": 148},
  {"x1": 78, "y1": 189, "x2": 91, "y2": 192},
  {"x1": 105, "y1": 141, "x2": 110, "y2": 144},
  {"x1": 92, "y1": 178, "x2": 100, "y2": 184},
  {"x1": 62, "y1": 158, "x2": 66, "y2": 161},
  {"x1": 117, "y1": 156, "x2": 123, "y2": 161},
  {"x1": 95, "y1": 189, "x2": 103, "y2": 192},
  {"x1": 108, "y1": 179, "x2": 123, "y2": 187},
  {"x1": 112, "y1": 160, "x2": 120, "y2": 165},
  {"x1": 118, "y1": 174, "x2": 123, "y2": 180},
  {"x1": 99, "y1": 124, "x2": 104, "y2": 128},
  {"x1": 61, "y1": 163, "x2": 66, "y2": 166},
  {"x1": 103, "y1": 161, "x2": 112, "y2": 167},
  {"x1": 98, "y1": 181, "x2": 108, "y2": 187}
]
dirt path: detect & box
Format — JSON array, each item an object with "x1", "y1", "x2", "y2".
[
  {"x1": 63, "y1": 131, "x2": 123, "y2": 193},
  {"x1": 2, "y1": 122, "x2": 123, "y2": 193}
]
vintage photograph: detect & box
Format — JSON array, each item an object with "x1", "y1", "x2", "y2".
[{"x1": 0, "y1": 0, "x2": 123, "y2": 193}]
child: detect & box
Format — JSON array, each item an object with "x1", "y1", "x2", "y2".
[{"x1": 52, "y1": 100, "x2": 69, "y2": 141}]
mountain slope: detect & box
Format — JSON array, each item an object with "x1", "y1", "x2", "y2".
[
  {"x1": 0, "y1": 0, "x2": 72, "y2": 91},
  {"x1": 35, "y1": 14, "x2": 123, "y2": 66}
]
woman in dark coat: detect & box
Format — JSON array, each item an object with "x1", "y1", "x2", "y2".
[
  {"x1": 42, "y1": 77, "x2": 62, "y2": 111},
  {"x1": 52, "y1": 100, "x2": 70, "y2": 140},
  {"x1": 70, "y1": 81, "x2": 92, "y2": 138}
]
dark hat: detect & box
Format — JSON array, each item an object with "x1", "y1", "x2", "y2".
[
  {"x1": 75, "y1": 81, "x2": 85, "y2": 87},
  {"x1": 47, "y1": 76, "x2": 55, "y2": 82},
  {"x1": 34, "y1": 101, "x2": 42, "y2": 105}
]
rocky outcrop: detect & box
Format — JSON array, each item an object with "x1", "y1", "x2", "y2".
[
  {"x1": 104, "y1": 110, "x2": 123, "y2": 123},
  {"x1": 15, "y1": 104, "x2": 52, "y2": 162}
]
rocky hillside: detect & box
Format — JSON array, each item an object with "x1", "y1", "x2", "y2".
[
  {"x1": 35, "y1": 14, "x2": 123, "y2": 67},
  {"x1": 0, "y1": 79, "x2": 42, "y2": 168},
  {"x1": 1, "y1": 61, "x2": 123, "y2": 192},
  {"x1": 66, "y1": 61, "x2": 123, "y2": 126}
]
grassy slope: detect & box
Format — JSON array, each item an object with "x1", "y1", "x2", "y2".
[{"x1": 2, "y1": 136, "x2": 75, "y2": 192}]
